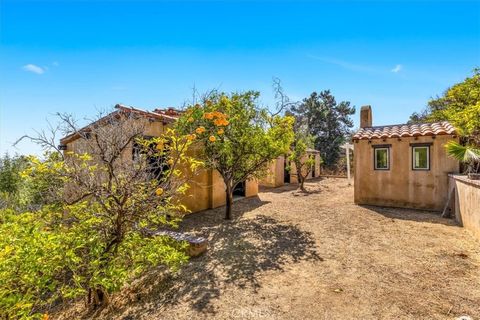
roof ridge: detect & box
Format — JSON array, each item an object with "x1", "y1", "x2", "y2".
[
  {"x1": 361, "y1": 120, "x2": 451, "y2": 129},
  {"x1": 353, "y1": 121, "x2": 456, "y2": 140}
]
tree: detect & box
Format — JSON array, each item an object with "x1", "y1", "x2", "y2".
[
  {"x1": 291, "y1": 91, "x2": 355, "y2": 168},
  {"x1": 177, "y1": 91, "x2": 294, "y2": 220},
  {"x1": 288, "y1": 129, "x2": 317, "y2": 192},
  {"x1": 0, "y1": 153, "x2": 61, "y2": 211},
  {"x1": 3, "y1": 109, "x2": 201, "y2": 316},
  {"x1": 408, "y1": 69, "x2": 480, "y2": 173}
]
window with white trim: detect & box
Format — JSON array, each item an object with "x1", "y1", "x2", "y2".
[
  {"x1": 412, "y1": 145, "x2": 430, "y2": 170},
  {"x1": 374, "y1": 147, "x2": 389, "y2": 170}
]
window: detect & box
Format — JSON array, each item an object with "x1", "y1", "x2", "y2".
[
  {"x1": 412, "y1": 145, "x2": 430, "y2": 170},
  {"x1": 374, "y1": 147, "x2": 389, "y2": 170},
  {"x1": 132, "y1": 135, "x2": 171, "y2": 181}
]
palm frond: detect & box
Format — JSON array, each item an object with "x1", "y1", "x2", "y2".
[{"x1": 445, "y1": 141, "x2": 480, "y2": 162}]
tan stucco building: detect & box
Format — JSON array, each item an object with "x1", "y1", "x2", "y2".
[
  {"x1": 353, "y1": 106, "x2": 459, "y2": 211},
  {"x1": 60, "y1": 104, "x2": 258, "y2": 214},
  {"x1": 260, "y1": 150, "x2": 321, "y2": 188}
]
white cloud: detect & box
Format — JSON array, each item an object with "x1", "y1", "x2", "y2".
[
  {"x1": 22, "y1": 64, "x2": 45, "y2": 74},
  {"x1": 391, "y1": 64, "x2": 402, "y2": 73}
]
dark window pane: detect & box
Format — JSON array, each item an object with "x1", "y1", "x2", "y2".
[
  {"x1": 375, "y1": 148, "x2": 388, "y2": 169},
  {"x1": 414, "y1": 147, "x2": 429, "y2": 169}
]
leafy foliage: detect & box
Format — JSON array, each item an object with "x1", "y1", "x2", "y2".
[
  {"x1": 287, "y1": 129, "x2": 318, "y2": 191},
  {"x1": 408, "y1": 69, "x2": 480, "y2": 173},
  {"x1": 0, "y1": 112, "x2": 200, "y2": 318},
  {"x1": 0, "y1": 154, "x2": 25, "y2": 194},
  {"x1": 0, "y1": 153, "x2": 63, "y2": 211},
  {"x1": 177, "y1": 91, "x2": 294, "y2": 219},
  {"x1": 291, "y1": 91, "x2": 355, "y2": 168},
  {"x1": 445, "y1": 141, "x2": 480, "y2": 173},
  {"x1": 409, "y1": 69, "x2": 480, "y2": 140}
]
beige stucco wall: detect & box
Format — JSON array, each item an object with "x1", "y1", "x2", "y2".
[
  {"x1": 289, "y1": 152, "x2": 321, "y2": 184},
  {"x1": 449, "y1": 175, "x2": 480, "y2": 241},
  {"x1": 354, "y1": 135, "x2": 459, "y2": 211},
  {"x1": 259, "y1": 156, "x2": 285, "y2": 187},
  {"x1": 259, "y1": 152, "x2": 321, "y2": 187},
  {"x1": 210, "y1": 170, "x2": 258, "y2": 208},
  {"x1": 64, "y1": 119, "x2": 259, "y2": 214}
]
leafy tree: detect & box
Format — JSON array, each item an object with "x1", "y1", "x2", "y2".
[
  {"x1": 409, "y1": 69, "x2": 480, "y2": 140},
  {"x1": 291, "y1": 91, "x2": 355, "y2": 168},
  {"x1": 1, "y1": 110, "x2": 201, "y2": 317},
  {"x1": 0, "y1": 154, "x2": 24, "y2": 194},
  {"x1": 288, "y1": 129, "x2": 317, "y2": 192},
  {"x1": 0, "y1": 153, "x2": 62, "y2": 211},
  {"x1": 0, "y1": 154, "x2": 26, "y2": 209},
  {"x1": 408, "y1": 69, "x2": 480, "y2": 173},
  {"x1": 178, "y1": 91, "x2": 294, "y2": 220}
]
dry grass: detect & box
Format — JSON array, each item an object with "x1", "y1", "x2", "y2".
[{"x1": 55, "y1": 178, "x2": 480, "y2": 320}]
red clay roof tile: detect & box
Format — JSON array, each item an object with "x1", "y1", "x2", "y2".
[{"x1": 352, "y1": 121, "x2": 456, "y2": 140}]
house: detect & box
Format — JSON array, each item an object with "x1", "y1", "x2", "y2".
[
  {"x1": 352, "y1": 105, "x2": 459, "y2": 211},
  {"x1": 59, "y1": 104, "x2": 258, "y2": 214},
  {"x1": 260, "y1": 150, "x2": 321, "y2": 188}
]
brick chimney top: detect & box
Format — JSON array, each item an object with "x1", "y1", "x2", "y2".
[{"x1": 360, "y1": 105, "x2": 372, "y2": 128}]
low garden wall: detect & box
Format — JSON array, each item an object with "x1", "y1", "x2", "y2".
[{"x1": 448, "y1": 174, "x2": 480, "y2": 241}]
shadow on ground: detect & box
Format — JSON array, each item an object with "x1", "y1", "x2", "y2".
[
  {"x1": 260, "y1": 177, "x2": 331, "y2": 196},
  {"x1": 361, "y1": 204, "x2": 460, "y2": 227},
  {"x1": 110, "y1": 196, "x2": 323, "y2": 318}
]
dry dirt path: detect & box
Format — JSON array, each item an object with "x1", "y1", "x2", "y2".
[{"x1": 60, "y1": 178, "x2": 480, "y2": 320}]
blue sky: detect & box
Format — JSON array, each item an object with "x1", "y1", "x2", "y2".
[{"x1": 1, "y1": 0, "x2": 479, "y2": 155}]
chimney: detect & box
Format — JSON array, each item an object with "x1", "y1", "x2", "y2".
[{"x1": 360, "y1": 105, "x2": 372, "y2": 128}]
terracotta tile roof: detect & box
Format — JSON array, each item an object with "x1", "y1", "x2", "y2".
[
  {"x1": 60, "y1": 104, "x2": 180, "y2": 145},
  {"x1": 352, "y1": 121, "x2": 456, "y2": 140}
]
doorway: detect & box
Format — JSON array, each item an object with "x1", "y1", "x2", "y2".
[
  {"x1": 311, "y1": 155, "x2": 315, "y2": 178},
  {"x1": 233, "y1": 181, "x2": 246, "y2": 197},
  {"x1": 284, "y1": 157, "x2": 290, "y2": 183}
]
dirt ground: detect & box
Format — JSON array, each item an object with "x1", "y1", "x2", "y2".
[{"x1": 57, "y1": 178, "x2": 480, "y2": 320}]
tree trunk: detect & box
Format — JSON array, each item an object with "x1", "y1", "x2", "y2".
[
  {"x1": 296, "y1": 161, "x2": 306, "y2": 192},
  {"x1": 87, "y1": 287, "x2": 109, "y2": 308},
  {"x1": 225, "y1": 182, "x2": 233, "y2": 220},
  {"x1": 299, "y1": 178, "x2": 305, "y2": 191}
]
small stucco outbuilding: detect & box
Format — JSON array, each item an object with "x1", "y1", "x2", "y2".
[
  {"x1": 260, "y1": 149, "x2": 321, "y2": 188},
  {"x1": 353, "y1": 106, "x2": 459, "y2": 211}
]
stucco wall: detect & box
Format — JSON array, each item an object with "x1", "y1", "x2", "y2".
[
  {"x1": 259, "y1": 156, "x2": 285, "y2": 187},
  {"x1": 64, "y1": 119, "x2": 259, "y2": 214},
  {"x1": 260, "y1": 153, "x2": 321, "y2": 187},
  {"x1": 354, "y1": 135, "x2": 459, "y2": 211},
  {"x1": 449, "y1": 175, "x2": 480, "y2": 241}
]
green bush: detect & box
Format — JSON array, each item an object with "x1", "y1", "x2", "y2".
[
  {"x1": 0, "y1": 123, "x2": 198, "y2": 317},
  {"x1": 0, "y1": 202, "x2": 189, "y2": 319}
]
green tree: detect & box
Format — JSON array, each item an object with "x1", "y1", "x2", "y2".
[
  {"x1": 178, "y1": 91, "x2": 294, "y2": 220},
  {"x1": 0, "y1": 154, "x2": 24, "y2": 194},
  {"x1": 408, "y1": 69, "x2": 480, "y2": 173},
  {"x1": 288, "y1": 129, "x2": 317, "y2": 192},
  {"x1": 409, "y1": 69, "x2": 480, "y2": 135},
  {"x1": 291, "y1": 91, "x2": 355, "y2": 168},
  {"x1": 1, "y1": 111, "x2": 201, "y2": 318},
  {"x1": 0, "y1": 153, "x2": 61, "y2": 210}
]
